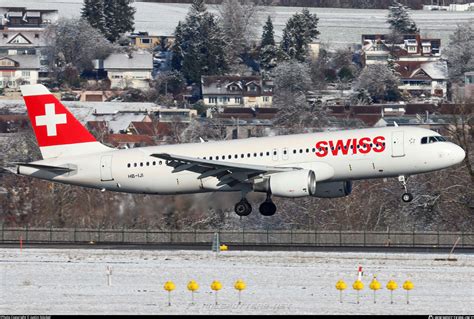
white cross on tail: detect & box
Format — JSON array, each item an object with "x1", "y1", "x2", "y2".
[{"x1": 35, "y1": 103, "x2": 67, "y2": 136}]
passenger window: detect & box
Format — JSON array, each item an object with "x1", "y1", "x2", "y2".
[
  {"x1": 299, "y1": 149, "x2": 303, "y2": 153},
  {"x1": 140, "y1": 163, "x2": 143, "y2": 167},
  {"x1": 273, "y1": 150, "x2": 277, "y2": 155},
  {"x1": 127, "y1": 163, "x2": 131, "y2": 168},
  {"x1": 241, "y1": 154, "x2": 244, "y2": 158},
  {"x1": 260, "y1": 152, "x2": 264, "y2": 156},
  {"x1": 254, "y1": 153, "x2": 257, "y2": 157},
  {"x1": 153, "y1": 161, "x2": 156, "y2": 165},
  {"x1": 216, "y1": 156, "x2": 219, "y2": 160},
  {"x1": 228, "y1": 155, "x2": 231, "y2": 159},
  {"x1": 306, "y1": 148, "x2": 309, "y2": 153},
  {"x1": 312, "y1": 148, "x2": 315, "y2": 152},
  {"x1": 210, "y1": 156, "x2": 213, "y2": 160},
  {"x1": 266, "y1": 151, "x2": 270, "y2": 156},
  {"x1": 293, "y1": 150, "x2": 296, "y2": 154},
  {"x1": 146, "y1": 162, "x2": 149, "y2": 166},
  {"x1": 235, "y1": 154, "x2": 238, "y2": 159},
  {"x1": 159, "y1": 161, "x2": 162, "y2": 165},
  {"x1": 247, "y1": 153, "x2": 251, "y2": 158},
  {"x1": 134, "y1": 163, "x2": 137, "y2": 167}
]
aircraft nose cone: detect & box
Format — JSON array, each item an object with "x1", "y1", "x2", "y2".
[{"x1": 452, "y1": 145, "x2": 466, "y2": 164}]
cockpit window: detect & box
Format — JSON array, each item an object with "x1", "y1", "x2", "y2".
[{"x1": 421, "y1": 136, "x2": 447, "y2": 144}]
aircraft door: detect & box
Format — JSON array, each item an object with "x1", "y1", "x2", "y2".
[
  {"x1": 100, "y1": 155, "x2": 114, "y2": 181},
  {"x1": 391, "y1": 131, "x2": 405, "y2": 157}
]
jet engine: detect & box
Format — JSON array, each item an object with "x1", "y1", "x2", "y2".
[
  {"x1": 311, "y1": 181, "x2": 353, "y2": 198},
  {"x1": 253, "y1": 170, "x2": 316, "y2": 198}
]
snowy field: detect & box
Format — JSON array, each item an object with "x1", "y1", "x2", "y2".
[
  {"x1": 3, "y1": 0, "x2": 474, "y2": 48},
  {"x1": 0, "y1": 248, "x2": 472, "y2": 315}
]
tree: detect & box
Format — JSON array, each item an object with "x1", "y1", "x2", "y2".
[
  {"x1": 387, "y1": 0, "x2": 418, "y2": 34},
  {"x1": 81, "y1": 0, "x2": 106, "y2": 33},
  {"x1": 171, "y1": 0, "x2": 229, "y2": 85},
  {"x1": 217, "y1": 0, "x2": 261, "y2": 64},
  {"x1": 272, "y1": 61, "x2": 328, "y2": 132},
  {"x1": 356, "y1": 64, "x2": 401, "y2": 102},
  {"x1": 44, "y1": 18, "x2": 115, "y2": 86},
  {"x1": 259, "y1": 16, "x2": 280, "y2": 71},
  {"x1": 280, "y1": 8, "x2": 320, "y2": 62},
  {"x1": 273, "y1": 60, "x2": 312, "y2": 94},
  {"x1": 261, "y1": 16, "x2": 275, "y2": 47},
  {"x1": 103, "y1": 0, "x2": 136, "y2": 43},
  {"x1": 444, "y1": 22, "x2": 474, "y2": 84}
]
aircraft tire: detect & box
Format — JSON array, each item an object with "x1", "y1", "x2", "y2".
[
  {"x1": 402, "y1": 192, "x2": 414, "y2": 203},
  {"x1": 259, "y1": 201, "x2": 277, "y2": 216},
  {"x1": 235, "y1": 200, "x2": 252, "y2": 216}
]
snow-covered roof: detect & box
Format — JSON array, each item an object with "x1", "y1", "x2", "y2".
[
  {"x1": 103, "y1": 52, "x2": 153, "y2": 71},
  {"x1": 420, "y1": 61, "x2": 448, "y2": 80},
  {"x1": 91, "y1": 112, "x2": 150, "y2": 133},
  {"x1": 0, "y1": 54, "x2": 40, "y2": 69}
]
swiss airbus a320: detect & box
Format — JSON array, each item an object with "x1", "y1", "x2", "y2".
[{"x1": 15, "y1": 85, "x2": 465, "y2": 216}]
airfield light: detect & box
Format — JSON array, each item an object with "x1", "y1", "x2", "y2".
[
  {"x1": 352, "y1": 279, "x2": 364, "y2": 304},
  {"x1": 187, "y1": 280, "x2": 199, "y2": 304},
  {"x1": 234, "y1": 279, "x2": 246, "y2": 305},
  {"x1": 386, "y1": 279, "x2": 398, "y2": 304},
  {"x1": 369, "y1": 276, "x2": 381, "y2": 303},
  {"x1": 220, "y1": 244, "x2": 228, "y2": 251},
  {"x1": 211, "y1": 280, "x2": 223, "y2": 305},
  {"x1": 402, "y1": 280, "x2": 414, "y2": 304},
  {"x1": 335, "y1": 279, "x2": 347, "y2": 303},
  {"x1": 164, "y1": 281, "x2": 176, "y2": 306}
]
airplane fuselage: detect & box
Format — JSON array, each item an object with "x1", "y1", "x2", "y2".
[{"x1": 18, "y1": 126, "x2": 465, "y2": 196}]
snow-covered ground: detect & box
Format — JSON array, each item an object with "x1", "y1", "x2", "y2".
[
  {"x1": 3, "y1": 0, "x2": 473, "y2": 48},
  {"x1": 0, "y1": 248, "x2": 472, "y2": 314}
]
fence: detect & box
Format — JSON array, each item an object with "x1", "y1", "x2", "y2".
[{"x1": 0, "y1": 226, "x2": 473, "y2": 248}]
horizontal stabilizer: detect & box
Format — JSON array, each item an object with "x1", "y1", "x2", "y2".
[{"x1": 14, "y1": 163, "x2": 75, "y2": 174}]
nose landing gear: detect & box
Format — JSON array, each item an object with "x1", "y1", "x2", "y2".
[
  {"x1": 259, "y1": 194, "x2": 277, "y2": 216},
  {"x1": 399, "y1": 175, "x2": 414, "y2": 203}
]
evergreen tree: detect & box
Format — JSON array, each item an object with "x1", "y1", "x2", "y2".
[
  {"x1": 259, "y1": 16, "x2": 279, "y2": 71},
  {"x1": 171, "y1": 0, "x2": 229, "y2": 84},
  {"x1": 81, "y1": 0, "x2": 105, "y2": 32},
  {"x1": 261, "y1": 16, "x2": 275, "y2": 47},
  {"x1": 387, "y1": 0, "x2": 418, "y2": 34},
  {"x1": 81, "y1": 0, "x2": 136, "y2": 43},
  {"x1": 280, "y1": 8, "x2": 319, "y2": 62}
]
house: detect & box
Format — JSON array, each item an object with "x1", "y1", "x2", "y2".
[
  {"x1": 361, "y1": 33, "x2": 441, "y2": 66},
  {"x1": 128, "y1": 32, "x2": 175, "y2": 50},
  {"x1": 0, "y1": 55, "x2": 40, "y2": 89},
  {"x1": 201, "y1": 75, "x2": 273, "y2": 108},
  {"x1": 104, "y1": 134, "x2": 156, "y2": 148},
  {"x1": 152, "y1": 109, "x2": 197, "y2": 123},
  {"x1": 395, "y1": 60, "x2": 448, "y2": 97},
  {"x1": 102, "y1": 52, "x2": 153, "y2": 90},
  {"x1": 89, "y1": 111, "x2": 152, "y2": 134},
  {"x1": 0, "y1": 7, "x2": 58, "y2": 29},
  {"x1": 464, "y1": 71, "x2": 474, "y2": 100}
]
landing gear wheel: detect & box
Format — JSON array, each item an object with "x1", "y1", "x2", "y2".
[
  {"x1": 234, "y1": 199, "x2": 252, "y2": 216},
  {"x1": 259, "y1": 201, "x2": 277, "y2": 216},
  {"x1": 402, "y1": 192, "x2": 413, "y2": 203}
]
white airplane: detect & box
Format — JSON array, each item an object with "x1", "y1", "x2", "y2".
[{"x1": 15, "y1": 84, "x2": 465, "y2": 216}]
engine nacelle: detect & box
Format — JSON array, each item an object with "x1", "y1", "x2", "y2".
[
  {"x1": 312, "y1": 181, "x2": 353, "y2": 198},
  {"x1": 254, "y1": 170, "x2": 316, "y2": 198}
]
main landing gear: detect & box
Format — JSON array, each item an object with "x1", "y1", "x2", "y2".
[
  {"x1": 233, "y1": 194, "x2": 277, "y2": 217},
  {"x1": 259, "y1": 194, "x2": 277, "y2": 216},
  {"x1": 398, "y1": 175, "x2": 414, "y2": 203},
  {"x1": 234, "y1": 198, "x2": 252, "y2": 217}
]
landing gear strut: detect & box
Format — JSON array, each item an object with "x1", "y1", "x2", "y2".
[
  {"x1": 259, "y1": 194, "x2": 277, "y2": 216},
  {"x1": 234, "y1": 198, "x2": 252, "y2": 216},
  {"x1": 398, "y1": 175, "x2": 414, "y2": 203}
]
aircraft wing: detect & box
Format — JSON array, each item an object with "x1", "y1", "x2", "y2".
[{"x1": 150, "y1": 153, "x2": 301, "y2": 187}]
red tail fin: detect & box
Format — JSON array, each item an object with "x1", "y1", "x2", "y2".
[{"x1": 21, "y1": 84, "x2": 110, "y2": 158}]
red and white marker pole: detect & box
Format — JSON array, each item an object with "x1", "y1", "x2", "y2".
[{"x1": 358, "y1": 266, "x2": 363, "y2": 281}]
